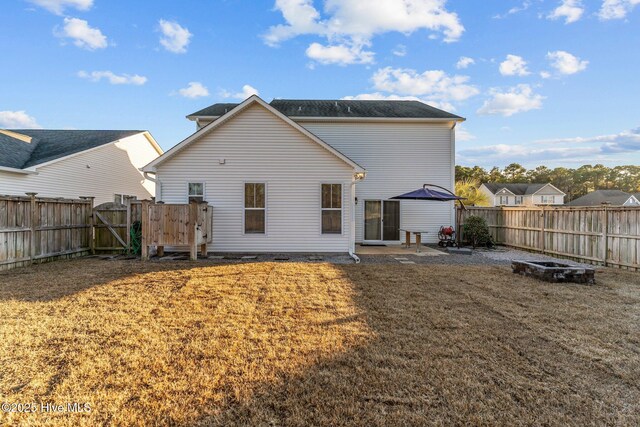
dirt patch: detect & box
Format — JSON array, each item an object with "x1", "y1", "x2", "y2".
[{"x1": 0, "y1": 259, "x2": 638, "y2": 426}]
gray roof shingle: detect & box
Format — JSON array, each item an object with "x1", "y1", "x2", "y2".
[
  {"x1": 0, "y1": 130, "x2": 144, "y2": 169},
  {"x1": 188, "y1": 99, "x2": 463, "y2": 120},
  {"x1": 566, "y1": 190, "x2": 634, "y2": 206},
  {"x1": 482, "y1": 183, "x2": 548, "y2": 195}
]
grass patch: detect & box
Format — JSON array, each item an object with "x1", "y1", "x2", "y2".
[{"x1": 0, "y1": 259, "x2": 639, "y2": 425}]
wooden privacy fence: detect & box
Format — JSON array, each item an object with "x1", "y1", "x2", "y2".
[
  {"x1": 457, "y1": 206, "x2": 640, "y2": 270},
  {"x1": 0, "y1": 193, "x2": 92, "y2": 271},
  {"x1": 141, "y1": 201, "x2": 212, "y2": 261}
]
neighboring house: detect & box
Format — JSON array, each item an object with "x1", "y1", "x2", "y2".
[
  {"x1": 142, "y1": 95, "x2": 464, "y2": 254},
  {"x1": 479, "y1": 183, "x2": 566, "y2": 207},
  {"x1": 0, "y1": 129, "x2": 162, "y2": 205},
  {"x1": 566, "y1": 190, "x2": 640, "y2": 207}
]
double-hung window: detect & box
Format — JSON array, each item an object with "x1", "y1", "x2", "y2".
[
  {"x1": 514, "y1": 196, "x2": 523, "y2": 205},
  {"x1": 188, "y1": 182, "x2": 204, "y2": 203},
  {"x1": 541, "y1": 195, "x2": 555, "y2": 204},
  {"x1": 498, "y1": 195, "x2": 509, "y2": 205},
  {"x1": 244, "y1": 183, "x2": 266, "y2": 234},
  {"x1": 321, "y1": 184, "x2": 342, "y2": 234}
]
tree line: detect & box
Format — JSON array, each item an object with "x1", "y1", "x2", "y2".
[{"x1": 456, "y1": 164, "x2": 640, "y2": 201}]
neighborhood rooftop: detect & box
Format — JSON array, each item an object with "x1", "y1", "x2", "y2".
[
  {"x1": 481, "y1": 183, "x2": 551, "y2": 195},
  {"x1": 566, "y1": 189, "x2": 637, "y2": 206},
  {"x1": 0, "y1": 129, "x2": 144, "y2": 169},
  {"x1": 187, "y1": 99, "x2": 464, "y2": 120}
]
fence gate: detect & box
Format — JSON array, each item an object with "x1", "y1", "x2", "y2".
[{"x1": 92, "y1": 200, "x2": 142, "y2": 253}]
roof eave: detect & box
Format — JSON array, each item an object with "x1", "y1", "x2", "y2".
[{"x1": 0, "y1": 165, "x2": 37, "y2": 175}]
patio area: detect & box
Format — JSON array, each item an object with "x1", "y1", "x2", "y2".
[{"x1": 355, "y1": 244, "x2": 446, "y2": 256}]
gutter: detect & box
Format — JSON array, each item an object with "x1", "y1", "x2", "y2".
[
  {"x1": 142, "y1": 170, "x2": 162, "y2": 200},
  {"x1": 0, "y1": 165, "x2": 37, "y2": 175}
]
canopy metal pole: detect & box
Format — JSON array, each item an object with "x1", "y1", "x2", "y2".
[{"x1": 422, "y1": 183, "x2": 467, "y2": 210}]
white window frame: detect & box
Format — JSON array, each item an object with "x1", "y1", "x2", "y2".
[
  {"x1": 187, "y1": 182, "x2": 205, "y2": 203},
  {"x1": 540, "y1": 195, "x2": 555, "y2": 204},
  {"x1": 514, "y1": 196, "x2": 523, "y2": 205},
  {"x1": 498, "y1": 195, "x2": 509, "y2": 205},
  {"x1": 114, "y1": 194, "x2": 136, "y2": 204},
  {"x1": 320, "y1": 183, "x2": 343, "y2": 235},
  {"x1": 243, "y1": 182, "x2": 267, "y2": 235}
]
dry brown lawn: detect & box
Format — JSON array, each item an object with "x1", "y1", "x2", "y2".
[{"x1": 0, "y1": 259, "x2": 639, "y2": 426}]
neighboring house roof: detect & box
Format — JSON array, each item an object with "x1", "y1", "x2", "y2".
[
  {"x1": 0, "y1": 129, "x2": 150, "y2": 170},
  {"x1": 188, "y1": 99, "x2": 464, "y2": 120},
  {"x1": 566, "y1": 190, "x2": 636, "y2": 206},
  {"x1": 145, "y1": 95, "x2": 365, "y2": 173},
  {"x1": 482, "y1": 183, "x2": 551, "y2": 196}
]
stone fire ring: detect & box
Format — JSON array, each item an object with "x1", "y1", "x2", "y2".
[{"x1": 512, "y1": 260, "x2": 595, "y2": 285}]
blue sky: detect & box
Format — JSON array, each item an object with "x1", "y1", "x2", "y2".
[{"x1": 1, "y1": 0, "x2": 639, "y2": 168}]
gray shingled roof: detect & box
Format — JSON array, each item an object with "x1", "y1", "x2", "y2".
[
  {"x1": 566, "y1": 190, "x2": 634, "y2": 206},
  {"x1": 188, "y1": 99, "x2": 463, "y2": 120},
  {"x1": 0, "y1": 130, "x2": 144, "y2": 169},
  {"x1": 482, "y1": 183, "x2": 548, "y2": 195}
]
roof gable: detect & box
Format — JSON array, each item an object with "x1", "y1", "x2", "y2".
[
  {"x1": 0, "y1": 129, "x2": 146, "y2": 169},
  {"x1": 145, "y1": 95, "x2": 364, "y2": 173},
  {"x1": 188, "y1": 99, "x2": 464, "y2": 121}
]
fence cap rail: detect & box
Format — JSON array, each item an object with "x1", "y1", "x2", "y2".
[{"x1": 0, "y1": 194, "x2": 93, "y2": 203}]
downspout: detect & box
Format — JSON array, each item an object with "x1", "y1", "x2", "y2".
[
  {"x1": 143, "y1": 171, "x2": 162, "y2": 201},
  {"x1": 348, "y1": 172, "x2": 365, "y2": 264}
]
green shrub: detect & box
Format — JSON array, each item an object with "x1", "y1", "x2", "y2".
[{"x1": 463, "y1": 215, "x2": 494, "y2": 248}]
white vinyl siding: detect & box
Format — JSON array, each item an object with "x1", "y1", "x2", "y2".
[
  {"x1": 299, "y1": 120, "x2": 455, "y2": 243},
  {"x1": 0, "y1": 133, "x2": 159, "y2": 205},
  {"x1": 156, "y1": 103, "x2": 354, "y2": 252}
]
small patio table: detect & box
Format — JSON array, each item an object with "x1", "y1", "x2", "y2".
[{"x1": 399, "y1": 229, "x2": 429, "y2": 253}]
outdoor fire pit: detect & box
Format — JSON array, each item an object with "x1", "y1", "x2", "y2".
[{"x1": 512, "y1": 260, "x2": 595, "y2": 284}]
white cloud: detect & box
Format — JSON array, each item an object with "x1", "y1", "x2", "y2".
[
  {"x1": 456, "y1": 124, "x2": 475, "y2": 141},
  {"x1": 344, "y1": 66, "x2": 479, "y2": 112},
  {"x1": 177, "y1": 82, "x2": 209, "y2": 98},
  {"x1": 0, "y1": 111, "x2": 42, "y2": 129},
  {"x1": 499, "y1": 54, "x2": 530, "y2": 76},
  {"x1": 493, "y1": 1, "x2": 538, "y2": 19},
  {"x1": 220, "y1": 84, "x2": 260, "y2": 100},
  {"x1": 458, "y1": 126, "x2": 640, "y2": 166},
  {"x1": 392, "y1": 44, "x2": 407, "y2": 57},
  {"x1": 57, "y1": 17, "x2": 107, "y2": 50},
  {"x1": 305, "y1": 41, "x2": 374, "y2": 65},
  {"x1": 264, "y1": 0, "x2": 464, "y2": 65},
  {"x1": 456, "y1": 56, "x2": 475, "y2": 69},
  {"x1": 158, "y1": 20, "x2": 192, "y2": 54},
  {"x1": 540, "y1": 71, "x2": 552, "y2": 79},
  {"x1": 78, "y1": 70, "x2": 147, "y2": 85},
  {"x1": 599, "y1": 0, "x2": 640, "y2": 19},
  {"x1": 27, "y1": 0, "x2": 92, "y2": 15},
  {"x1": 477, "y1": 84, "x2": 544, "y2": 116},
  {"x1": 547, "y1": 50, "x2": 588, "y2": 75},
  {"x1": 548, "y1": 0, "x2": 585, "y2": 23}
]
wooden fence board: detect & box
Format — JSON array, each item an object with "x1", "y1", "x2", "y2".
[
  {"x1": 0, "y1": 194, "x2": 92, "y2": 271},
  {"x1": 458, "y1": 206, "x2": 640, "y2": 271}
]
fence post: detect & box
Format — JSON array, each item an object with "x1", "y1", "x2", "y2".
[
  {"x1": 603, "y1": 205, "x2": 608, "y2": 267},
  {"x1": 26, "y1": 192, "x2": 38, "y2": 264},
  {"x1": 540, "y1": 207, "x2": 546, "y2": 253},
  {"x1": 125, "y1": 196, "x2": 132, "y2": 251},
  {"x1": 80, "y1": 196, "x2": 95, "y2": 255},
  {"x1": 141, "y1": 199, "x2": 150, "y2": 260},
  {"x1": 188, "y1": 201, "x2": 198, "y2": 261}
]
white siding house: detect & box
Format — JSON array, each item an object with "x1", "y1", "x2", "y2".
[
  {"x1": 0, "y1": 130, "x2": 162, "y2": 205},
  {"x1": 479, "y1": 183, "x2": 566, "y2": 207},
  {"x1": 144, "y1": 95, "x2": 463, "y2": 253}
]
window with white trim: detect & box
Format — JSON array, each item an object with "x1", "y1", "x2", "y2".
[
  {"x1": 540, "y1": 195, "x2": 555, "y2": 204},
  {"x1": 321, "y1": 184, "x2": 342, "y2": 234},
  {"x1": 114, "y1": 194, "x2": 136, "y2": 204},
  {"x1": 514, "y1": 196, "x2": 523, "y2": 205},
  {"x1": 188, "y1": 182, "x2": 204, "y2": 203},
  {"x1": 244, "y1": 183, "x2": 265, "y2": 234},
  {"x1": 498, "y1": 195, "x2": 509, "y2": 205}
]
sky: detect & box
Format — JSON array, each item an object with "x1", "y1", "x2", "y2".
[{"x1": 1, "y1": 0, "x2": 639, "y2": 169}]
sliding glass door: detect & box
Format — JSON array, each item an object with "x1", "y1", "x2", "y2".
[{"x1": 364, "y1": 200, "x2": 400, "y2": 242}]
